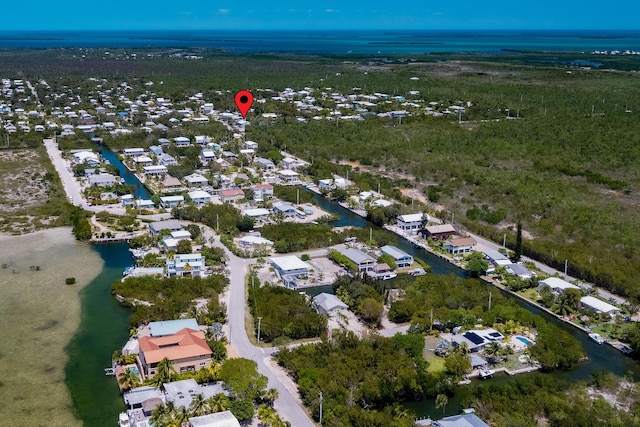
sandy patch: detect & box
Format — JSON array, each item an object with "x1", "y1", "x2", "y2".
[{"x1": 0, "y1": 227, "x2": 104, "y2": 425}]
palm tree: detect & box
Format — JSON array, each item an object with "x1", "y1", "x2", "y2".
[
  {"x1": 257, "y1": 404, "x2": 275, "y2": 426},
  {"x1": 206, "y1": 393, "x2": 231, "y2": 413},
  {"x1": 261, "y1": 388, "x2": 279, "y2": 406},
  {"x1": 151, "y1": 357, "x2": 174, "y2": 388},
  {"x1": 190, "y1": 393, "x2": 208, "y2": 417},
  {"x1": 118, "y1": 367, "x2": 141, "y2": 391},
  {"x1": 483, "y1": 341, "x2": 502, "y2": 365},
  {"x1": 435, "y1": 393, "x2": 449, "y2": 417}
]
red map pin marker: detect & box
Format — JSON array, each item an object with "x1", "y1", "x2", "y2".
[{"x1": 234, "y1": 90, "x2": 253, "y2": 118}]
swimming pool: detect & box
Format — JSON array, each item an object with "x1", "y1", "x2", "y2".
[{"x1": 516, "y1": 336, "x2": 532, "y2": 345}]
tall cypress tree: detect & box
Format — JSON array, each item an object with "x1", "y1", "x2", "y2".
[{"x1": 513, "y1": 222, "x2": 523, "y2": 262}]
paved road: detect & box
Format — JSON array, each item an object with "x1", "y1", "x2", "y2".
[{"x1": 203, "y1": 228, "x2": 316, "y2": 427}]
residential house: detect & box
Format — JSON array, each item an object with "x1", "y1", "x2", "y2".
[
  {"x1": 419, "y1": 224, "x2": 456, "y2": 240},
  {"x1": 194, "y1": 135, "x2": 211, "y2": 146},
  {"x1": 123, "y1": 148, "x2": 145, "y2": 157},
  {"x1": 149, "y1": 219, "x2": 182, "y2": 236},
  {"x1": 380, "y1": 245, "x2": 413, "y2": 267},
  {"x1": 313, "y1": 293, "x2": 348, "y2": 315},
  {"x1": 88, "y1": 173, "x2": 116, "y2": 186},
  {"x1": 277, "y1": 169, "x2": 299, "y2": 184},
  {"x1": 149, "y1": 145, "x2": 164, "y2": 156},
  {"x1": 173, "y1": 136, "x2": 191, "y2": 147},
  {"x1": 538, "y1": 277, "x2": 580, "y2": 294},
  {"x1": 252, "y1": 183, "x2": 274, "y2": 201},
  {"x1": 189, "y1": 411, "x2": 241, "y2": 427},
  {"x1": 200, "y1": 149, "x2": 217, "y2": 163},
  {"x1": 271, "y1": 255, "x2": 311, "y2": 288},
  {"x1": 188, "y1": 190, "x2": 212, "y2": 206},
  {"x1": 133, "y1": 155, "x2": 153, "y2": 167},
  {"x1": 318, "y1": 179, "x2": 334, "y2": 191},
  {"x1": 272, "y1": 202, "x2": 296, "y2": 218},
  {"x1": 184, "y1": 173, "x2": 208, "y2": 188},
  {"x1": 143, "y1": 165, "x2": 168, "y2": 176},
  {"x1": 166, "y1": 253, "x2": 205, "y2": 277},
  {"x1": 138, "y1": 328, "x2": 212, "y2": 377},
  {"x1": 482, "y1": 248, "x2": 512, "y2": 266},
  {"x1": 121, "y1": 194, "x2": 134, "y2": 207},
  {"x1": 220, "y1": 189, "x2": 245, "y2": 204},
  {"x1": 580, "y1": 296, "x2": 620, "y2": 317},
  {"x1": 281, "y1": 157, "x2": 300, "y2": 170},
  {"x1": 161, "y1": 175, "x2": 183, "y2": 193},
  {"x1": 160, "y1": 195, "x2": 184, "y2": 209},
  {"x1": 158, "y1": 153, "x2": 178, "y2": 166},
  {"x1": 443, "y1": 237, "x2": 478, "y2": 255},
  {"x1": 430, "y1": 409, "x2": 490, "y2": 427},
  {"x1": 451, "y1": 328, "x2": 504, "y2": 353},
  {"x1": 73, "y1": 150, "x2": 100, "y2": 166},
  {"x1": 242, "y1": 208, "x2": 270, "y2": 223},
  {"x1": 255, "y1": 157, "x2": 275, "y2": 170},
  {"x1": 135, "y1": 199, "x2": 155, "y2": 209},
  {"x1": 340, "y1": 248, "x2": 375, "y2": 272},
  {"x1": 396, "y1": 213, "x2": 425, "y2": 233},
  {"x1": 238, "y1": 235, "x2": 274, "y2": 250},
  {"x1": 244, "y1": 140, "x2": 258, "y2": 149},
  {"x1": 505, "y1": 263, "x2": 533, "y2": 280}
]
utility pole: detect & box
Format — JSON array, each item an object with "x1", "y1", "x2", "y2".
[
  {"x1": 216, "y1": 213, "x2": 219, "y2": 233},
  {"x1": 369, "y1": 227, "x2": 372, "y2": 244},
  {"x1": 503, "y1": 233, "x2": 506, "y2": 248},
  {"x1": 488, "y1": 292, "x2": 492, "y2": 311},
  {"x1": 564, "y1": 259, "x2": 568, "y2": 276},
  {"x1": 257, "y1": 317, "x2": 262, "y2": 343},
  {"x1": 451, "y1": 212, "x2": 454, "y2": 225},
  {"x1": 319, "y1": 391, "x2": 323, "y2": 424}
]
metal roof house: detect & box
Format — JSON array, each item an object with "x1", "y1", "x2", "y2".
[{"x1": 380, "y1": 245, "x2": 413, "y2": 267}]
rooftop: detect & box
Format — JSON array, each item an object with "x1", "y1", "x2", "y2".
[
  {"x1": 380, "y1": 245, "x2": 412, "y2": 260},
  {"x1": 271, "y1": 255, "x2": 310, "y2": 272},
  {"x1": 139, "y1": 328, "x2": 211, "y2": 365},
  {"x1": 149, "y1": 319, "x2": 199, "y2": 337}
]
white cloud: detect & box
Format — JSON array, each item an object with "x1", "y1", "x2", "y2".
[
  {"x1": 326, "y1": 9, "x2": 334, "y2": 13},
  {"x1": 218, "y1": 9, "x2": 230, "y2": 14}
]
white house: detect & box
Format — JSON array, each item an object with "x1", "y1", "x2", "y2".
[
  {"x1": 188, "y1": 190, "x2": 212, "y2": 206},
  {"x1": 271, "y1": 255, "x2": 311, "y2": 288},
  {"x1": 220, "y1": 189, "x2": 245, "y2": 204},
  {"x1": 160, "y1": 195, "x2": 184, "y2": 209},
  {"x1": 173, "y1": 136, "x2": 191, "y2": 147},
  {"x1": 200, "y1": 149, "x2": 217, "y2": 163},
  {"x1": 143, "y1": 165, "x2": 168, "y2": 176},
  {"x1": 273, "y1": 202, "x2": 296, "y2": 218},
  {"x1": 238, "y1": 235, "x2": 274, "y2": 250},
  {"x1": 252, "y1": 183, "x2": 274, "y2": 201},
  {"x1": 73, "y1": 150, "x2": 100, "y2": 166},
  {"x1": 243, "y1": 208, "x2": 270, "y2": 223},
  {"x1": 149, "y1": 219, "x2": 182, "y2": 236},
  {"x1": 88, "y1": 173, "x2": 116, "y2": 186},
  {"x1": 158, "y1": 153, "x2": 178, "y2": 166},
  {"x1": 184, "y1": 173, "x2": 209, "y2": 187},
  {"x1": 444, "y1": 237, "x2": 478, "y2": 255},
  {"x1": 133, "y1": 155, "x2": 153, "y2": 167},
  {"x1": 580, "y1": 296, "x2": 620, "y2": 317},
  {"x1": 167, "y1": 253, "x2": 205, "y2": 277},
  {"x1": 313, "y1": 293, "x2": 348, "y2": 315},
  {"x1": 340, "y1": 248, "x2": 375, "y2": 272},
  {"x1": 396, "y1": 213, "x2": 425, "y2": 233},
  {"x1": 277, "y1": 169, "x2": 299, "y2": 184},
  {"x1": 538, "y1": 277, "x2": 580, "y2": 294},
  {"x1": 189, "y1": 411, "x2": 241, "y2": 427},
  {"x1": 123, "y1": 148, "x2": 145, "y2": 157}
]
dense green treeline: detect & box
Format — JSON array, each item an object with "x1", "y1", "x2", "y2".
[
  {"x1": 111, "y1": 275, "x2": 227, "y2": 327},
  {"x1": 247, "y1": 281, "x2": 326, "y2": 343},
  {"x1": 276, "y1": 331, "x2": 431, "y2": 427},
  {"x1": 465, "y1": 371, "x2": 640, "y2": 427},
  {"x1": 172, "y1": 203, "x2": 251, "y2": 235}
]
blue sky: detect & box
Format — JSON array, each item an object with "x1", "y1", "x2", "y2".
[{"x1": 4, "y1": 1, "x2": 639, "y2": 31}]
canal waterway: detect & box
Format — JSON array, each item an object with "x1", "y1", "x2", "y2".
[
  {"x1": 99, "y1": 148, "x2": 154, "y2": 200},
  {"x1": 65, "y1": 242, "x2": 133, "y2": 426},
  {"x1": 67, "y1": 151, "x2": 640, "y2": 423}
]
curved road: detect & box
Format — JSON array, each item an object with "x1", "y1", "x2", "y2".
[{"x1": 204, "y1": 229, "x2": 316, "y2": 427}]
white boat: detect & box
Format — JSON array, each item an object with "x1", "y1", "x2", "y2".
[
  {"x1": 589, "y1": 333, "x2": 605, "y2": 344},
  {"x1": 409, "y1": 268, "x2": 427, "y2": 277},
  {"x1": 479, "y1": 369, "x2": 495, "y2": 379},
  {"x1": 105, "y1": 367, "x2": 115, "y2": 376}
]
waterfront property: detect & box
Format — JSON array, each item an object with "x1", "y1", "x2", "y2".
[
  {"x1": 443, "y1": 237, "x2": 477, "y2": 255},
  {"x1": 313, "y1": 293, "x2": 348, "y2": 315},
  {"x1": 277, "y1": 169, "x2": 300, "y2": 184},
  {"x1": 166, "y1": 253, "x2": 205, "y2": 277},
  {"x1": 271, "y1": 255, "x2": 311, "y2": 288},
  {"x1": 419, "y1": 224, "x2": 456, "y2": 240},
  {"x1": 538, "y1": 277, "x2": 580, "y2": 294},
  {"x1": 143, "y1": 165, "x2": 168, "y2": 176},
  {"x1": 252, "y1": 183, "x2": 274, "y2": 201},
  {"x1": 242, "y1": 208, "x2": 270, "y2": 223},
  {"x1": 580, "y1": 296, "x2": 620, "y2": 317},
  {"x1": 339, "y1": 248, "x2": 376, "y2": 272},
  {"x1": 451, "y1": 328, "x2": 505, "y2": 353},
  {"x1": 149, "y1": 318, "x2": 199, "y2": 337},
  {"x1": 88, "y1": 173, "x2": 117, "y2": 187},
  {"x1": 482, "y1": 248, "x2": 511, "y2": 266},
  {"x1": 273, "y1": 201, "x2": 296, "y2": 218},
  {"x1": 396, "y1": 213, "x2": 425, "y2": 233},
  {"x1": 138, "y1": 328, "x2": 212, "y2": 377},
  {"x1": 160, "y1": 195, "x2": 185, "y2": 209},
  {"x1": 380, "y1": 245, "x2": 413, "y2": 267}
]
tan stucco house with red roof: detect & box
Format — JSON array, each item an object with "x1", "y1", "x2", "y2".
[{"x1": 138, "y1": 328, "x2": 212, "y2": 377}]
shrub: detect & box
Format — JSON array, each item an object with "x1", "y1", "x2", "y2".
[{"x1": 65, "y1": 277, "x2": 76, "y2": 285}]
